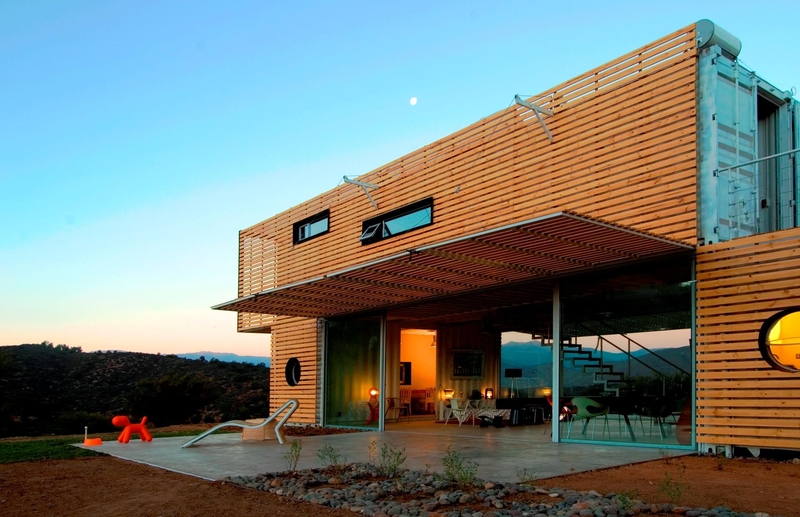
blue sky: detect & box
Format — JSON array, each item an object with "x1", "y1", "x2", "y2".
[{"x1": 1, "y1": 1, "x2": 798, "y2": 356}]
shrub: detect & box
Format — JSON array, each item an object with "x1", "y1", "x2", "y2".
[
  {"x1": 52, "y1": 411, "x2": 115, "y2": 435},
  {"x1": 378, "y1": 444, "x2": 406, "y2": 478},
  {"x1": 657, "y1": 466, "x2": 686, "y2": 506},
  {"x1": 284, "y1": 439, "x2": 303, "y2": 471},
  {"x1": 126, "y1": 373, "x2": 221, "y2": 427},
  {"x1": 441, "y1": 445, "x2": 478, "y2": 488},
  {"x1": 616, "y1": 489, "x2": 639, "y2": 514},
  {"x1": 516, "y1": 466, "x2": 537, "y2": 484},
  {"x1": 317, "y1": 445, "x2": 347, "y2": 476}
]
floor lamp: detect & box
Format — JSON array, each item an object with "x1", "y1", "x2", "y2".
[{"x1": 505, "y1": 368, "x2": 522, "y2": 398}]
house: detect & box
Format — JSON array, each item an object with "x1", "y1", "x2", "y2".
[{"x1": 214, "y1": 20, "x2": 799, "y2": 453}]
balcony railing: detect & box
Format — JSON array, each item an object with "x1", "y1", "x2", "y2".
[{"x1": 719, "y1": 148, "x2": 800, "y2": 238}]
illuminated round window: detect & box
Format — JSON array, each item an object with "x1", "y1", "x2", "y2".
[
  {"x1": 285, "y1": 357, "x2": 302, "y2": 386},
  {"x1": 759, "y1": 308, "x2": 800, "y2": 373}
]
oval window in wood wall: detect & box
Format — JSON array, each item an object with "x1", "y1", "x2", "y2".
[{"x1": 759, "y1": 308, "x2": 800, "y2": 373}]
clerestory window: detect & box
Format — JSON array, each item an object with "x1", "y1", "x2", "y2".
[
  {"x1": 359, "y1": 197, "x2": 433, "y2": 245},
  {"x1": 293, "y1": 210, "x2": 330, "y2": 245}
]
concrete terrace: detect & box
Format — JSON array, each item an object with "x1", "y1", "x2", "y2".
[{"x1": 81, "y1": 421, "x2": 687, "y2": 482}]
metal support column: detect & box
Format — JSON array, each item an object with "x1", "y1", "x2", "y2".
[
  {"x1": 551, "y1": 282, "x2": 561, "y2": 442},
  {"x1": 379, "y1": 313, "x2": 387, "y2": 432}
]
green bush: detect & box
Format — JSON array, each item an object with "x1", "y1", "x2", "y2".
[
  {"x1": 51, "y1": 411, "x2": 115, "y2": 435},
  {"x1": 126, "y1": 373, "x2": 221, "y2": 427}
]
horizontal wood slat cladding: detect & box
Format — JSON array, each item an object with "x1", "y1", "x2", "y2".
[
  {"x1": 269, "y1": 317, "x2": 319, "y2": 423},
  {"x1": 696, "y1": 227, "x2": 800, "y2": 450},
  {"x1": 235, "y1": 24, "x2": 698, "y2": 332}
]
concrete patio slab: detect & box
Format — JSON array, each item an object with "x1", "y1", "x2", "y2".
[{"x1": 80, "y1": 421, "x2": 688, "y2": 484}]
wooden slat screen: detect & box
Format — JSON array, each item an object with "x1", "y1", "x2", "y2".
[
  {"x1": 696, "y1": 228, "x2": 800, "y2": 449},
  {"x1": 238, "y1": 234, "x2": 277, "y2": 331},
  {"x1": 235, "y1": 24, "x2": 698, "y2": 332}
]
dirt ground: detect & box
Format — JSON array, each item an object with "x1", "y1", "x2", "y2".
[{"x1": 2, "y1": 453, "x2": 799, "y2": 517}]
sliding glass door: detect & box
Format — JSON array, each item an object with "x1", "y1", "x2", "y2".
[{"x1": 324, "y1": 316, "x2": 383, "y2": 429}]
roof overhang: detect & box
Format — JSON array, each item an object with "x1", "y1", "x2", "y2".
[{"x1": 213, "y1": 212, "x2": 694, "y2": 320}]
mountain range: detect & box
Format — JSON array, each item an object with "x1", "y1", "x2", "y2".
[
  {"x1": 178, "y1": 352, "x2": 271, "y2": 366},
  {"x1": 499, "y1": 340, "x2": 692, "y2": 393}
]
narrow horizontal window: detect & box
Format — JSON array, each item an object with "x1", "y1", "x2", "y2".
[
  {"x1": 360, "y1": 197, "x2": 433, "y2": 245},
  {"x1": 383, "y1": 207, "x2": 431, "y2": 237},
  {"x1": 293, "y1": 210, "x2": 330, "y2": 245}
]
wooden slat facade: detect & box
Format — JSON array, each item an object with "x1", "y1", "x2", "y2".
[
  {"x1": 239, "y1": 24, "x2": 701, "y2": 423},
  {"x1": 269, "y1": 318, "x2": 321, "y2": 423},
  {"x1": 238, "y1": 24, "x2": 698, "y2": 322},
  {"x1": 696, "y1": 227, "x2": 800, "y2": 449}
]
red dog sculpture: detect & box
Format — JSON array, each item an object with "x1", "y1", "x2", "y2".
[{"x1": 112, "y1": 415, "x2": 153, "y2": 443}]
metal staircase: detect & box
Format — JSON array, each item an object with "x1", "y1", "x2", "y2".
[{"x1": 560, "y1": 339, "x2": 627, "y2": 396}]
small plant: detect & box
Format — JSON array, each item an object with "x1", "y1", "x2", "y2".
[
  {"x1": 616, "y1": 489, "x2": 639, "y2": 514},
  {"x1": 516, "y1": 466, "x2": 537, "y2": 485},
  {"x1": 442, "y1": 445, "x2": 478, "y2": 488},
  {"x1": 715, "y1": 452, "x2": 727, "y2": 471},
  {"x1": 317, "y1": 444, "x2": 347, "y2": 476},
  {"x1": 284, "y1": 438, "x2": 302, "y2": 471},
  {"x1": 657, "y1": 465, "x2": 686, "y2": 506},
  {"x1": 658, "y1": 448, "x2": 672, "y2": 464},
  {"x1": 368, "y1": 438, "x2": 378, "y2": 465},
  {"x1": 378, "y1": 443, "x2": 406, "y2": 478}
]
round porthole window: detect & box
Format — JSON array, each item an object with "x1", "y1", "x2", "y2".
[
  {"x1": 759, "y1": 308, "x2": 800, "y2": 373},
  {"x1": 285, "y1": 357, "x2": 302, "y2": 386}
]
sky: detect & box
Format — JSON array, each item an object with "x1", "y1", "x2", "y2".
[{"x1": 1, "y1": 1, "x2": 798, "y2": 357}]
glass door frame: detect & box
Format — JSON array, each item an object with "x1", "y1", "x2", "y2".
[{"x1": 321, "y1": 313, "x2": 387, "y2": 431}]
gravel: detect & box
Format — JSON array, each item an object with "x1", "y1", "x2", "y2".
[{"x1": 224, "y1": 463, "x2": 773, "y2": 517}]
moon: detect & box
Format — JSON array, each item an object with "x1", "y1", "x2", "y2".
[{"x1": 410, "y1": 97, "x2": 417, "y2": 106}]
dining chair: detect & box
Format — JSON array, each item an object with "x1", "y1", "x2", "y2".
[
  {"x1": 385, "y1": 397, "x2": 409, "y2": 423},
  {"x1": 544, "y1": 394, "x2": 575, "y2": 435},
  {"x1": 567, "y1": 396, "x2": 610, "y2": 439},
  {"x1": 444, "y1": 398, "x2": 473, "y2": 426},
  {"x1": 424, "y1": 387, "x2": 436, "y2": 414},
  {"x1": 399, "y1": 388, "x2": 412, "y2": 420}
]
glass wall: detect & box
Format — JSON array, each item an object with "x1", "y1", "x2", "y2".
[
  {"x1": 324, "y1": 317, "x2": 382, "y2": 429},
  {"x1": 558, "y1": 262, "x2": 694, "y2": 447},
  {"x1": 500, "y1": 331, "x2": 552, "y2": 399}
]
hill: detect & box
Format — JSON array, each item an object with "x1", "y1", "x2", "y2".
[{"x1": 0, "y1": 342, "x2": 270, "y2": 438}]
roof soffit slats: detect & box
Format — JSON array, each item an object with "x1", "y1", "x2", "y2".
[{"x1": 214, "y1": 212, "x2": 693, "y2": 319}]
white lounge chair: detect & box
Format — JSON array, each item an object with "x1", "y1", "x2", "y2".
[{"x1": 181, "y1": 399, "x2": 299, "y2": 447}]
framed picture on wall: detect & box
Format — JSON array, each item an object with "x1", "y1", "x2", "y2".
[
  {"x1": 451, "y1": 349, "x2": 484, "y2": 379},
  {"x1": 400, "y1": 362, "x2": 412, "y2": 385}
]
